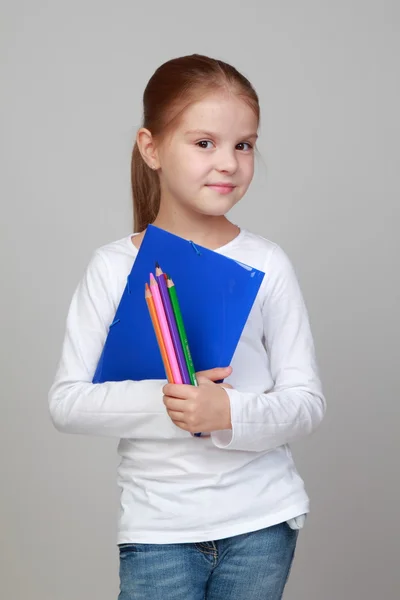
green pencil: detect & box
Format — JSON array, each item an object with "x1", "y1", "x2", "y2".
[{"x1": 166, "y1": 275, "x2": 198, "y2": 387}]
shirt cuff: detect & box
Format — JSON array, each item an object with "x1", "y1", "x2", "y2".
[{"x1": 211, "y1": 387, "x2": 242, "y2": 449}]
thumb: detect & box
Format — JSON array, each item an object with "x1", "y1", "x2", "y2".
[
  {"x1": 196, "y1": 374, "x2": 215, "y2": 386},
  {"x1": 195, "y1": 366, "x2": 232, "y2": 382},
  {"x1": 196, "y1": 376, "x2": 233, "y2": 389}
]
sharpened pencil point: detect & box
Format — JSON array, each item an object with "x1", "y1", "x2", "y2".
[{"x1": 155, "y1": 261, "x2": 160, "y2": 268}]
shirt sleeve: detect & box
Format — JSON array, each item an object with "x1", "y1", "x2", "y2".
[
  {"x1": 48, "y1": 250, "x2": 190, "y2": 440},
  {"x1": 211, "y1": 244, "x2": 326, "y2": 452}
]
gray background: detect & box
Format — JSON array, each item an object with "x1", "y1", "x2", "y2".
[{"x1": 1, "y1": 1, "x2": 399, "y2": 598}]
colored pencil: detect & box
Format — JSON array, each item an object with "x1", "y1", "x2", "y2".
[
  {"x1": 155, "y1": 263, "x2": 191, "y2": 385},
  {"x1": 145, "y1": 284, "x2": 174, "y2": 383},
  {"x1": 149, "y1": 273, "x2": 182, "y2": 384},
  {"x1": 166, "y1": 275, "x2": 198, "y2": 387},
  {"x1": 166, "y1": 274, "x2": 203, "y2": 438}
]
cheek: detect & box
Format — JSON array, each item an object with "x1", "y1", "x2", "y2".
[
  {"x1": 183, "y1": 155, "x2": 209, "y2": 182},
  {"x1": 242, "y1": 158, "x2": 255, "y2": 182}
]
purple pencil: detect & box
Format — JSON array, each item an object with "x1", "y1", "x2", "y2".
[{"x1": 155, "y1": 263, "x2": 191, "y2": 385}]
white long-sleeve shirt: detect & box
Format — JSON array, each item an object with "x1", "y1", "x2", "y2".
[{"x1": 48, "y1": 228, "x2": 326, "y2": 543}]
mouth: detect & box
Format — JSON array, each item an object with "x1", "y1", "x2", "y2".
[{"x1": 206, "y1": 183, "x2": 236, "y2": 194}]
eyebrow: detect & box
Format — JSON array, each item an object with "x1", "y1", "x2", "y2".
[{"x1": 184, "y1": 129, "x2": 258, "y2": 140}]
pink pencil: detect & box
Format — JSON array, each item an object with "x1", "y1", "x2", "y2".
[{"x1": 149, "y1": 273, "x2": 182, "y2": 384}]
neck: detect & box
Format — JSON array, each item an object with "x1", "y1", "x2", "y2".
[
  {"x1": 151, "y1": 214, "x2": 239, "y2": 250},
  {"x1": 151, "y1": 201, "x2": 240, "y2": 251}
]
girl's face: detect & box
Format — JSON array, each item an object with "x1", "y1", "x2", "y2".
[{"x1": 155, "y1": 92, "x2": 258, "y2": 220}]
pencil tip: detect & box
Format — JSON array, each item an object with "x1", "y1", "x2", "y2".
[{"x1": 155, "y1": 261, "x2": 160, "y2": 268}]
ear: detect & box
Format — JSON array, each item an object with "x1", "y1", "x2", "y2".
[{"x1": 136, "y1": 128, "x2": 160, "y2": 170}]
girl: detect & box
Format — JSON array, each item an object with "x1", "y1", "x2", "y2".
[{"x1": 49, "y1": 54, "x2": 326, "y2": 600}]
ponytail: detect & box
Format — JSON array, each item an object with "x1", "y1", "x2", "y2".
[{"x1": 131, "y1": 142, "x2": 160, "y2": 233}]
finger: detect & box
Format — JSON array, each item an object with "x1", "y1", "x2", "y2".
[
  {"x1": 163, "y1": 383, "x2": 194, "y2": 399},
  {"x1": 195, "y1": 366, "x2": 232, "y2": 381},
  {"x1": 166, "y1": 410, "x2": 186, "y2": 423},
  {"x1": 163, "y1": 396, "x2": 187, "y2": 412},
  {"x1": 169, "y1": 415, "x2": 198, "y2": 433},
  {"x1": 219, "y1": 383, "x2": 233, "y2": 389},
  {"x1": 171, "y1": 420, "x2": 191, "y2": 432}
]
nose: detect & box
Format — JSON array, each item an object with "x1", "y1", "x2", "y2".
[{"x1": 215, "y1": 149, "x2": 238, "y2": 174}]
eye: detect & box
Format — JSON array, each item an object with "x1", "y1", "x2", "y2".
[
  {"x1": 236, "y1": 142, "x2": 253, "y2": 151},
  {"x1": 196, "y1": 140, "x2": 214, "y2": 149}
]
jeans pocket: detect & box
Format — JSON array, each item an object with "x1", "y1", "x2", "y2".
[{"x1": 118, "y1": 543, "x2": 143, "y2": 556}]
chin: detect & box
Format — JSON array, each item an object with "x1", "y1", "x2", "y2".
[
  {"x1": 192, "y1": 196, "x2": 241, "y2": 217},
  {"x1": 194, "y1": 204, "x2": 235, "y2": 218}
]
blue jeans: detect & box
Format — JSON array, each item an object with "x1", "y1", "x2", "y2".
[{"x1": 118, "y1": 522, "x2": 299, "y2": 599}]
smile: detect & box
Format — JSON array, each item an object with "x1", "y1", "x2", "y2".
[{"x1": 206, "y1": 184, "x2": 236, "y2": 194}]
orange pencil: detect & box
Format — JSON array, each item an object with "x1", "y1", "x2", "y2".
[{"x1": 145, "y1": 283, "x2": 173, "y2": 383}]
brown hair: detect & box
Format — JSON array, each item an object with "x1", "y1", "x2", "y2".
[{"x1": 131, "y1": 54, "x2": 260, "y2": 232}]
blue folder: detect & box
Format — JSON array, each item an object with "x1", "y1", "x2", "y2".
[{"x1": 93, "y1": 225, "x2": 265, "y2": 384}]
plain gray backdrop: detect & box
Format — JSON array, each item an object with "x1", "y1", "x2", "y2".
[{"x1": 1, "y1": 1, "x2": 399, "y2": 598}]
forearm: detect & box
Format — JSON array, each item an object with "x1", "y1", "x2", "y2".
[
  {"x1": 211, "y1": 384, "x2": 326, "y2": 451},
  {"x1": 49, "y1": 377, "x2": 191, "y2": 439}
]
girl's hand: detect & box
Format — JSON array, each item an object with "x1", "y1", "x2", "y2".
[{"x1": 163, "y1": 366, "x2": 233, "y2": 434}]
